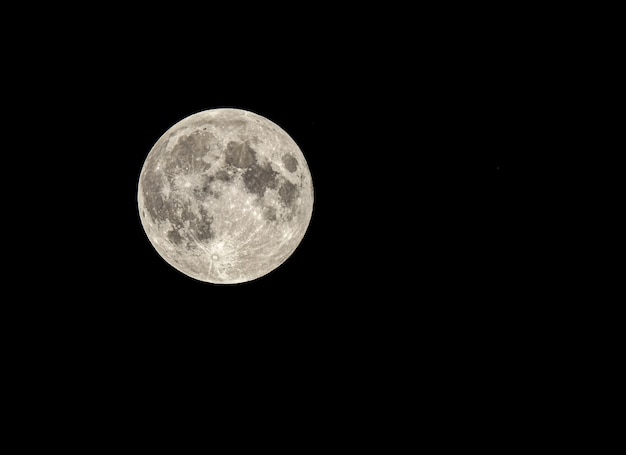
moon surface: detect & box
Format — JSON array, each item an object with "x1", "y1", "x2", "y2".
[{"x1": 137, "y1": 108, "x2": 314, "y2": 284}]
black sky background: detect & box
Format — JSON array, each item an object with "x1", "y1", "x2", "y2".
[
  {"x1": 16, "y1": 4, "x2": 544, "y2": 315},
  {"x1": 9, "y1": 6, "x2": 572, "y2": 439},
  {"x1": 58, "y1": 37, "x2": 524, "y2": 380},
  {"x1": 20, "y1": 6, "x2": 536, "y2": 350}
]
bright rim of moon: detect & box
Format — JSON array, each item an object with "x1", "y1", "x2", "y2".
[{"x1": 137, "y1": 108, "x2": 314, "y2": 284}]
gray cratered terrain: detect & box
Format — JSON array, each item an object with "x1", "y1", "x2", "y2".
[{"x1": 137, "y1": 108, "x2": 314, "y2": 284}]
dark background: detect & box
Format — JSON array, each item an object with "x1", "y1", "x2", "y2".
[
  {"x1": 56, "y1": 16, "x2": 521, "y2": 382},
  {"x1": 22, "y1": 6, "x2": 531, "y2": 351},
  {"x1": 9, "y1": 6, "x2": 582, "y2": 442}
]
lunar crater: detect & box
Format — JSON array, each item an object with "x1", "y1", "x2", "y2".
[{"x1": 282, "y1": 153, "x2": 298, "y2": 172}]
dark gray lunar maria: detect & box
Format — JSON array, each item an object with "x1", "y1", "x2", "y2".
[{"x1": 137, "y1": 108, "x2": 314, "y2": 284}]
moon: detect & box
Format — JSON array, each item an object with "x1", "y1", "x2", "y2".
[{"x1": 137, "y1": 108, "x2": 314, "y2": 284}]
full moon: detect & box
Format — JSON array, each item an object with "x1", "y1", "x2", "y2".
[{"x1": 137, "y1": 108, "x2": 314, "y2": 284}]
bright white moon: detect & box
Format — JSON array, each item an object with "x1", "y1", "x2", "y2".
[{"x1": 137, "y1": 108, "x2": 314, "y2": 284}]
